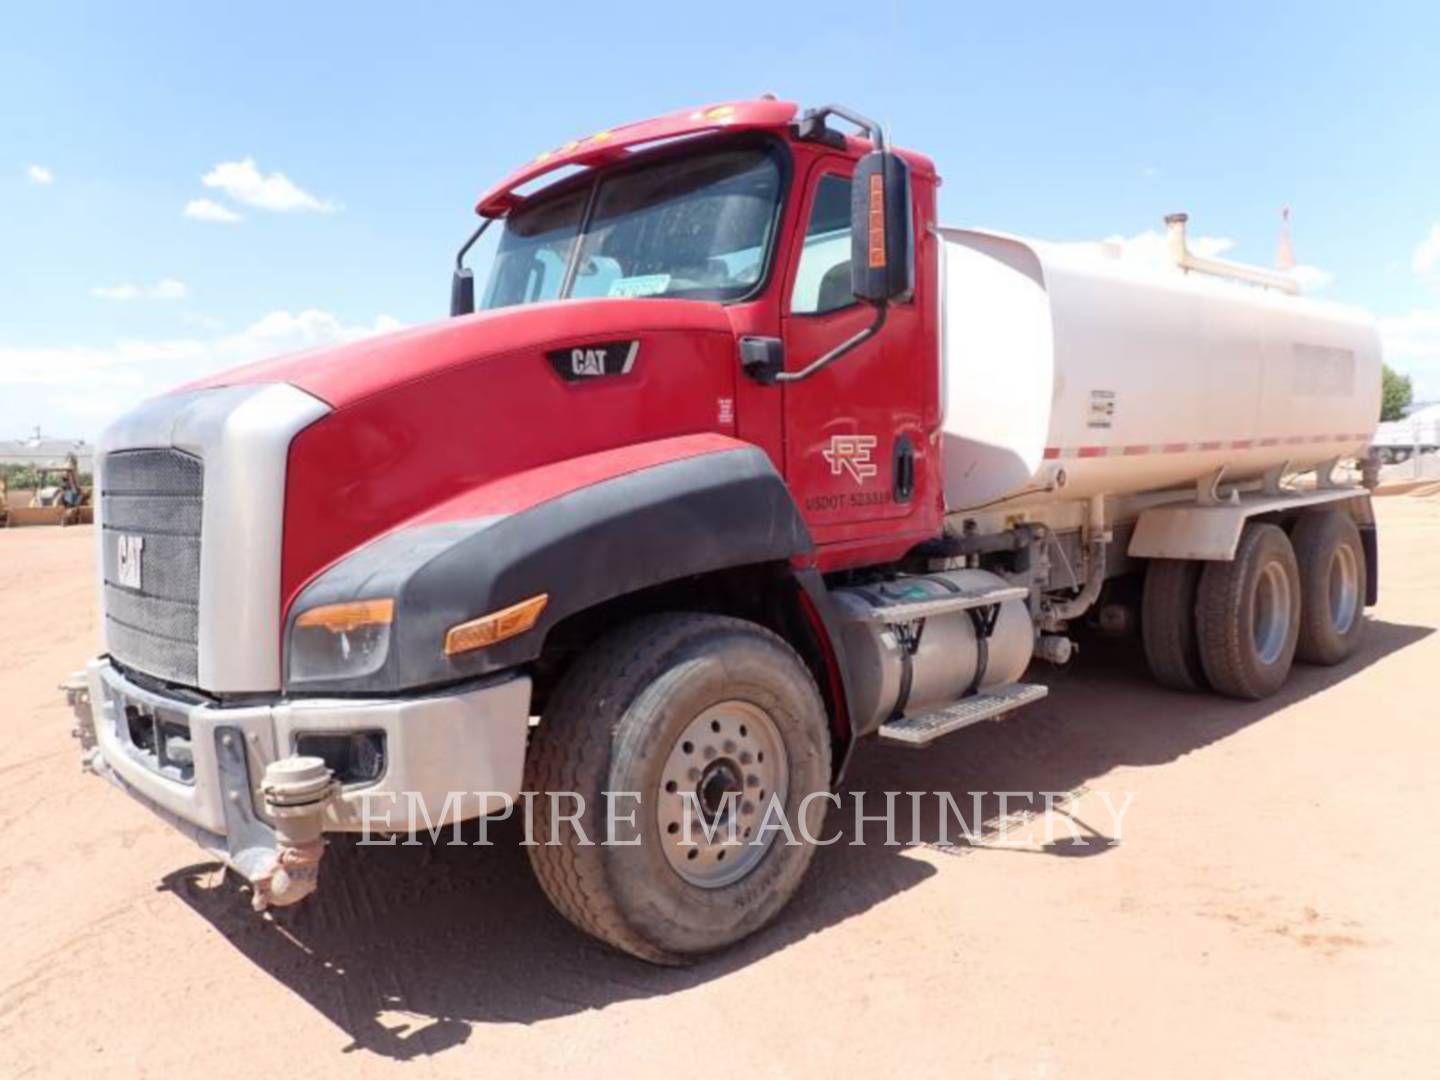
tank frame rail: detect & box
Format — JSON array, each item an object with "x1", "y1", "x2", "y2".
[
  {"x1": 857, "y1": 584, "x2": 1029, "y2": 625},
  {"x1": 878, "y1": 682, "x2": 1049, "y2": 747}
]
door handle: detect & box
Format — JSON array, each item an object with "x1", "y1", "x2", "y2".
[
  {"x1": 739, "y1": 336, "x2": 785, "y2": 384},
  {"x1": 893, "y1": 435, "x2": 915, "y2": 502}
]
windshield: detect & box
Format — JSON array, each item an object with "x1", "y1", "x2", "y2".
[{"x1": 480, "y1": 142, "x2": 783, "y2": 309}]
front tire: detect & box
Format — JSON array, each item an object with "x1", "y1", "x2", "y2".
[
  {"x1": 1197, "y1": 523, "x2": 1301, "y2": 700},
  {"x1": 525, "y1": 613, "x2": 832, "y2": 964}
]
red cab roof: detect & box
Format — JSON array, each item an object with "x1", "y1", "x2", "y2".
[{"x1": 475, "y1": 98, "x2": 800, "y2": 217}]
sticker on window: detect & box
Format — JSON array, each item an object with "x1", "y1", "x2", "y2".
[{"x1": 608, "y1": 274, "x2": 671, "y2": 298}]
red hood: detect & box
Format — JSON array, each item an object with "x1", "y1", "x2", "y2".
[
  {"x1": 235, "y1": 297, "x2": 748, "y2": 612},
  {"x1": 185, "y1": 298, "x2": 736, "y2": 409}
]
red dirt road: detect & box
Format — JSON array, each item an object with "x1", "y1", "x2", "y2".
[{"x1": 2, "y1": 498, "x2": 1438, "y2": 1078}]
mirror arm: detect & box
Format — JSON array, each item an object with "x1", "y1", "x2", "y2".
[
  {"x1": 773, "y1": 302, "x2": 887, "y2": 384},
  {"x1": 455, "y1": 218, "x2": 492, "y2": 270},
  {"x1": 796, "y1": 104, "x2": 889, "y2": 151},
  {"x1": 451, "y1": 218, "x2": 494, "y2": 317}
]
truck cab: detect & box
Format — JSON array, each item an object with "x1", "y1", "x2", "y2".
[{"x1": 70, "y1": 98, "x2": 1379, "y2": 964}]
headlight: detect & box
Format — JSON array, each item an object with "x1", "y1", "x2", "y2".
[{"x1": 289, "y1": 598, "x2": 394, "y2": 683}]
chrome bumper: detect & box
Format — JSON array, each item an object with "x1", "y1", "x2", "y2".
[{"x1": 68, "y1": 658, "x2": 531, "y2": 900}]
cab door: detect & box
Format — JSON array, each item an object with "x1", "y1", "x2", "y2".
[{"x1": 779, "y1": 157, "x2": 932, "y2": 549}]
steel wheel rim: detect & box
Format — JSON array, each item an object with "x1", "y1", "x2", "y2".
[
  {"x1": 1329, "y1": 543, "x2": 1360, "y2": 636},
  {"x1": 657, "y1": 700, "x2": 788, "y2": 889},
  {"x1": 1252, "y1": 560, "x2": 1293, "y2": 666}
]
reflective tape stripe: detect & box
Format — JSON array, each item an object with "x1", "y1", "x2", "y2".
[{"x1": 1042, "y1": 433, "x2": 1366, "y2": 460}]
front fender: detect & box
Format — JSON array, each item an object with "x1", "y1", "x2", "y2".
[{"x1": 284, "y1": 435, "x2": 811, "y2": 693}]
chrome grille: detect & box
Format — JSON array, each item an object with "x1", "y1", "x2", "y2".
[{"x1": 102, "y1": 449, "x2": 203, "y2": 685}]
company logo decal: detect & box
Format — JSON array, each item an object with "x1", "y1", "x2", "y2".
[
  {"x1": 116, "y1": 533, "x2": 144, "y2": 590},
  {"x1": 546, "y1": 340, "x2": 640, "y2": 382},
  {"x1": 822, "y1": 434, "x2": 878, "y2": 485}
]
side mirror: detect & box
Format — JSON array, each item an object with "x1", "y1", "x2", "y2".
[
  {"x1": 850, "y1": 150, "x2": 914, "y2": 304},
  {"x1": 450, "y1": 268, "x2": 475, "y2": 317}
]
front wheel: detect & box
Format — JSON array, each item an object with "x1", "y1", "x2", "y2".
[{"x1": 524, "y1": 613, "x2": 833, "y2": 964}]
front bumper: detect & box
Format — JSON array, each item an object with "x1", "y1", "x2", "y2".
[{"x1": 69, "y1": 658, "x2": 531, "y2": 898}]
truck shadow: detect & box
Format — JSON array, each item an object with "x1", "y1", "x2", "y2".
[{"x1": 160, "y1": 615, "x2": 1431, "y2": 1060}]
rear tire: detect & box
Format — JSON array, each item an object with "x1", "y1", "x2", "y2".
[
  {"x1": 1291, "y1": 511, "x2": 1367, "y2": 665},
  {"x1": 1197, "y1": 523, "x2": 1301, "y2": 700},
  {"x1": 524, "y1": 613, "x2": 832, "y2": 964},
  {"x1": 1141, "y1": 559, "x2": 1208, "y2": 692}
]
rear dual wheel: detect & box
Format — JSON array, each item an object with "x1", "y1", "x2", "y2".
[
  {"x1": 1291, "y1": 511, "x2": 1367, "y2": 665},
  {"x1": 1142, "y1": 559, "x2": 1208, "y2": 692},
  {"x1": 1196, "y1": 523, "x2": 1301, "y2": 699},
  {"x1": 1143, "y1": 513, "x2": 1366, "y2": 701}
]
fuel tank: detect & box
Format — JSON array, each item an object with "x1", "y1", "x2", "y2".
[
  {"x1": 830, "y1": 569, "x2": 1034, "y2": 734},
  {"x1": 938, "y1": 227, "x2": 1382, "y2": 511}
]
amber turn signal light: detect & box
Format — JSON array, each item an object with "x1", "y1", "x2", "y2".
[
  {"x1": 444, "y1": 594, "x2": 549, "y2": 657},
  {"x1": 295, "y1": 598, "x2": 395, "y2": 634},
  {"x1": 867, "y1": 172, "x2": 887, "y2": 269}
]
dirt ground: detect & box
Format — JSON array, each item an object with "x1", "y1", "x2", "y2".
[{"x1": 2, "y1": 498, "x2": 1437, "y2": 1079}]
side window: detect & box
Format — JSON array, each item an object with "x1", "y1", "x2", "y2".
[{"x1": 790, "y1": 173, "x2": 854, "y2": 315}]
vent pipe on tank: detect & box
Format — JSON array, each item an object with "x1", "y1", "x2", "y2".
[{"x1": 1163, "y1": 212, "x2": 1299, "y2": 294}]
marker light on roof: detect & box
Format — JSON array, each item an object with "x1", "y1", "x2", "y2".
[{"x1": 690, "y1": 104, "x2": 736, "y2": 123}]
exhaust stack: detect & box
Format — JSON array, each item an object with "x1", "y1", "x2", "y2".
[{"x1": 1164, "y1": 212, "x2": 1299, "y2": 294}]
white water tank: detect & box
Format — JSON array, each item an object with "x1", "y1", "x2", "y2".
[{"x1": 938, "y1": 225, "x2": 1382, "y2": 511}]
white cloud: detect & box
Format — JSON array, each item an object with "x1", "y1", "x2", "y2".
[
  {"x1": 1288, "y1": 264, "x2": 1335, "y2": 291},
  {"x1": 1107, "y1": 229, "x2": 1236, "y2": 261},
  {"x1": 0, "y1": 309, "x2": 401, "y2": 434},
  {"x1": 1058, "y1": 230, "x2": 1332, "y2": 292},
  {"x1": 26, "y1": 164, "x2": 53, "y2": 185},
  {"x1": 0, "y1": 344, "x2": 150, "y2": 390},
  {"x1": 201, "y1": 158, "x2": 336, "y2": 213},
  {"x1": 1380, "y1": 309, "x2": 1440, "y2": 399},
  {"x1": 1057, "y1": 229, "x2": 1236, "y2": 265},
  {"x1": 1413, "y1": 224, "x2": 1440, "y2": 276},
  {"x1": 181, "y1": 312, "x2": 225, "y2": 332},
  {"x1": 223, "y1": 309, "x2": 402, "y2": 354},
  {"x1": 91, "y1": 278, "x2": 190, "y2": 302},
  {"x1": 183, "y1": 198, "x2": 243, "y2": 224}
]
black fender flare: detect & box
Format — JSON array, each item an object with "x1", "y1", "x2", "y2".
[{"x1": 285, "y1": 443, "x2": 814, "y2": 693}]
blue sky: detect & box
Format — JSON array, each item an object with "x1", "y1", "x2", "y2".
[{"x1": 4, "y1": 1, "x2": 1439, "y2": 438}]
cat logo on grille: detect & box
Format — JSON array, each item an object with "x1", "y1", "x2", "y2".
[{"x1": 116, "y1": 534, "x2": 144, "y2": 591}]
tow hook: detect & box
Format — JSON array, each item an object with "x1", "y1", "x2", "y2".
[
  {"x1": 251, "y1": 757, "x2": 338, "y2": 912},
  {"x1": 61, "y1": 670, "x2": 99, "y2": 769}
]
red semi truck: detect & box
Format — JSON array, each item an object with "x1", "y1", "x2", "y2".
[{"x1": 71, "y1": 98, "x2": 1380, "y2": 963}]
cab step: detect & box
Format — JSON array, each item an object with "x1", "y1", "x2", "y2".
[
  {"x1": 858, "y1": 584, "x2": 1029, "y2": 625},
  {"x1": 877, "y1": 683, "x2": 1049, "y2": 747}
]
